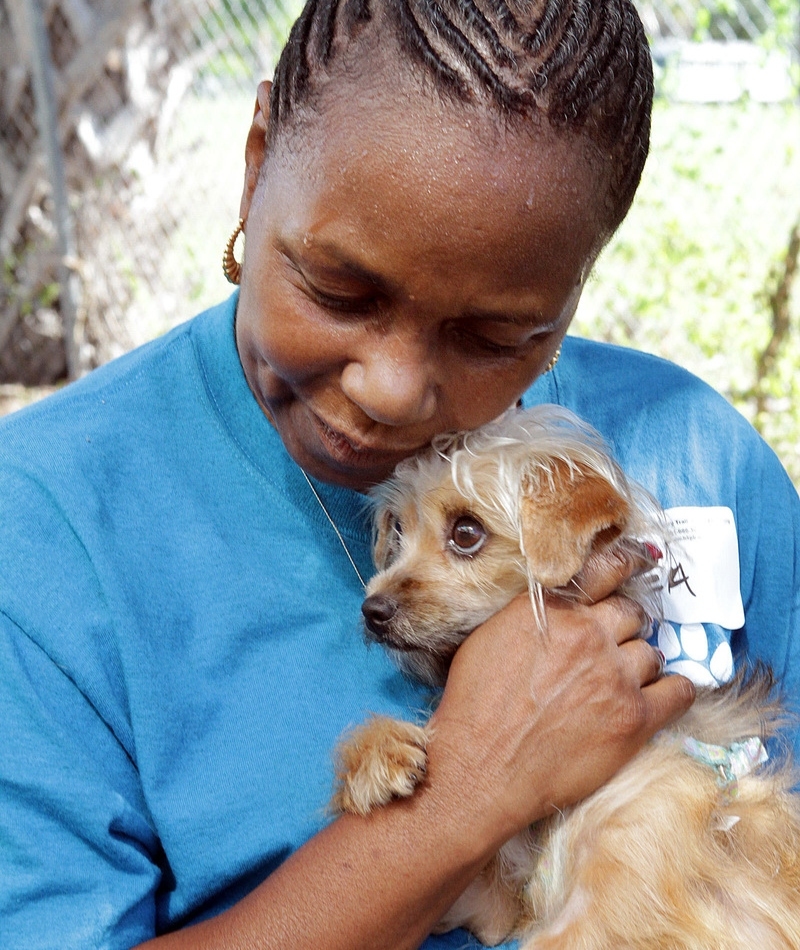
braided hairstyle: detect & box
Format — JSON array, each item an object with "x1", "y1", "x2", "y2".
[{"x1": 269, "y1": 0, "x2": 654, "y2": 233}]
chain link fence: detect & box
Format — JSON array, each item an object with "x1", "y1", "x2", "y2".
[
  {"x1": 1, "y1": 0, "x2": 799, "y2": 470},
  {"x1": 0, "y1": 0, "x2": 300, "y2": 384}
]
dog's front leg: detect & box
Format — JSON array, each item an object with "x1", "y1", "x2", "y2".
[{"x1": 331, "y1": 715, "x2": 429, "y2": 816}]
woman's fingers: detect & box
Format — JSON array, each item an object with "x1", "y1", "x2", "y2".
[
  {"x1": 641, "y1": 672, "x2": 696, "y2": 732},
  {"x1": 547, "y1": 594, "x2": 665, "y2": 686},
  {"x1": 557, "y1": 540, "x2": 660, "y2": 605},
  {"x1": 619, "y1": 636, "x2": 667, "y2": 686},
  {"x1": 547, "y1": 590, "x2": 652, "y2": 645}
]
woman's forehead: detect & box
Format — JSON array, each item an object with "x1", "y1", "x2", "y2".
[
  {"x1": 260, "y1": 85, "x2": 606, "y2": 280},
  {"x1": 265, "y1": 0, "x2": 651, "y2": 236}
]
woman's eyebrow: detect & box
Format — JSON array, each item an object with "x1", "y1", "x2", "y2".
[{"x1": 286, "y1": 238, "x2": 398, "y2": 294}]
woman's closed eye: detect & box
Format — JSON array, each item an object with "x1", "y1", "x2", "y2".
[
  {"x1": 451, "y1": 327, "x2": 530, "y2": 356},
  {"x1": 299, "y1": 272, "x2": 381, "y2": 314},
  {"x1": 448, "y1": 320, "x2": 551, "y2": 359},
  {"x1": 281, "y1": 250, "x2": 381, "y2": 314}
]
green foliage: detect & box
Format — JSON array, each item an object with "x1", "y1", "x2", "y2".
[
  {"x1": 576, "y1": 100, "x2": 800, "y2": 484},
  {"x1": 39, "y1": 282, "x2": 60, "y2": 308},
  {"x1": 1, "y1": 249, "x2": 60, "y2": 318},
  {"x1": 194, "y1": 0, "x2": 303, "y2": 87},
  {"x1": 658, "y1": 0, "x2": 800, "y2": 43}
]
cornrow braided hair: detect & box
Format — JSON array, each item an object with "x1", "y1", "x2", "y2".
[{"x1": 269, "y1": 0, "x2": 654, "y2": 229}]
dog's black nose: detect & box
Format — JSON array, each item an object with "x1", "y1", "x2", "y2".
[{"x1": 361, "y1": 594, "x2": 397, "y2": 638}]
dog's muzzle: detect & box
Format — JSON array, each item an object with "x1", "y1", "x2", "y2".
[{"x1": 361, "y1": 594, "x2": 399, "y2": 643}]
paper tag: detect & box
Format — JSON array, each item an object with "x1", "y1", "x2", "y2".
[{"x1": 658, "y1": 507, "x2": 744, "y2": 630}]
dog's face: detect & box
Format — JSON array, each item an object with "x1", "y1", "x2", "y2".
[
  {"x1": 363, "y1": 484, "x2": 531, "y2": 686},
  {"x1": 362, "y1": 408, "x2": 647, "y2": 687}
]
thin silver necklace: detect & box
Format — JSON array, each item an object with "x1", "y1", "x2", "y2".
[{"x1": 299, "y1": 467, "x2": 367, "y2": 590}]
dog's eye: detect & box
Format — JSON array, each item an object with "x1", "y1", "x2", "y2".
[
  {"x1": 449, "y1": 516, "x2": 487, "y2": 557},
  {"x1": 380, "y1": 516, "x2": 403, "y2": 568},
  {"x1": 388, "y1": 518, "x2": 403, "y2": 553}
]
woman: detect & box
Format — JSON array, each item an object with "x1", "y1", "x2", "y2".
[{"x1": 1, "y1": 1, "x2": 796, "y2": 948}]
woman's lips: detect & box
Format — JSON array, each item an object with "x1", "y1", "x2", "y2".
[{"x1": 310, "y1": 412, "x2": 426, "y2": 468}]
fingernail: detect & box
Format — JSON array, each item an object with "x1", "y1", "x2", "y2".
[
  {"x1": 655, "y1": 648, "x2": 666, "y2": 674},
  {"x1": 644, "y1": 542, "x2": 663, "y2": 562}
]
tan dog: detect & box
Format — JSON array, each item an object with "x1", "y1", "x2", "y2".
[{"x1": 332, "y1": 406, "x2": 800, "y2": 950}]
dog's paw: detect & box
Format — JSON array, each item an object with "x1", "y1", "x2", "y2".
[{"x1": 331, "y1": 715, "x2": 429, "y2": 816}]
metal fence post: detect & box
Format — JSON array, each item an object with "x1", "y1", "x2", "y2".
[{"x1": 21, "y1": 0, "x2": 81, "y2": 379}]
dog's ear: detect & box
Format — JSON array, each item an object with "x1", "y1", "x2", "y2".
[{"x1": 520, "y1": 459, "x2": 630, "y2": 588}]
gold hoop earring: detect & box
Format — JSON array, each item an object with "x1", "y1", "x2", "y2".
[
  {"x1": 222, "y1": 218, "x2": 244, "y2": 285},
  {"x1": 545, "y1": 345, "x2": 561, "y2": 373}
]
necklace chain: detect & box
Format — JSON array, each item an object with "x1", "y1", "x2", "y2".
[{"x1": 299, "y1": 467, "x2": 367, "y2": 590}]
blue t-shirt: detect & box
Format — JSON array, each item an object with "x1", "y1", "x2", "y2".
[{"x1": 1, "y1": 293, "x2": 798, "y2": 949}]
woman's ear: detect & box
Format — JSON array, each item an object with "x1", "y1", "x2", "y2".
[
  {"x1": 520, "y1": 459, "x2": 630, "y2": 588},
  {"x1": 239, "y1": 80, "x2": 273, "y2": 224}
]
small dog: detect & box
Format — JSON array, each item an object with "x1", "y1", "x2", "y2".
[{"x1": 332, "y1": 406, "x2": 800, "y2": 950}]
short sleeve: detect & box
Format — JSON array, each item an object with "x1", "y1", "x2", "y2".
[
  {"x1": 735, "y1": 438, "x2": 800, "y2": 755},
  {"x1": 0, "y1": 609, "x2": 161, "y2": 949}
]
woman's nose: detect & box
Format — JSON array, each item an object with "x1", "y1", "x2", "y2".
[{"x1": 340, "y1": 336, "x2": 438, "y2": 427}]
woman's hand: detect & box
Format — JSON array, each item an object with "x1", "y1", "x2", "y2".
[{"x1": 426, "y1": 543, "x2": 696, "y2": 849}]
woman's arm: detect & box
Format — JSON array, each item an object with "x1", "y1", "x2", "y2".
[{"x1": 139, "y1": 550, "x2": 694, "y2": 950}]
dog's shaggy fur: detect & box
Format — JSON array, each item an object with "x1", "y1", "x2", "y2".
[{"x1": 332, "y1": 406, "x2": 800, "y2": 949}]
